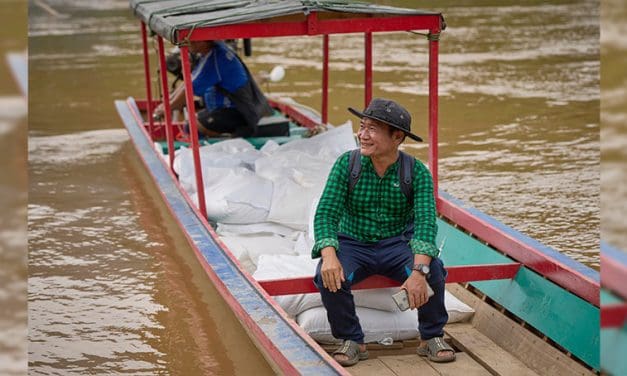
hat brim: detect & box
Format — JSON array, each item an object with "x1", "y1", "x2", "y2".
[{"x1": 348, "y1": 107, "x2": 423, "y2": 142}]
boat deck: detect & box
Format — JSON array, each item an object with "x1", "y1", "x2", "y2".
[
  {"x1": 321, "y1": 323, "x2": 537, "y2": 376},
  {"x1": 321, "y1": 284, "x2": 594, "y2": 376}
]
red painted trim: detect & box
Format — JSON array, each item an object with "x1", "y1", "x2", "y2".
[
  {"x1": 428, "y1": 31, "x2": 439, "y2": 203},
  {"x1": 364, "y1": 32, "x2": 372, "y2": 108},
  {"x1": 601, "y1": 304, "x2": 627, "y2": 328},
  {"x1": 180, "y1": 46, "x2": 207, "y2": 218},
  {"x1": 259, "y1": 263, "x2": 521, "y2": 296},
  {"x1": 438, "y1": 196, "x2": 600, "y2": 306},
  {"x1": 156, "y1": 36, "x2": 175, "y2": 171},
  {"x1": 141, "y1": 22, "x2": 155, "y2": 138},
  {"x1": 122, "y1": 99, "x2": 349, "y2": 375},
  {"x1": 601, "y1": 253, "x2": 627, "y2": 300},
  {"x1": 178, "y1": 15, "x2": 442, "y2": 42},
  {"x1": 322, "y1": 34, "x2": 329, "y2": 124},
  {"x1": 267, "y1": 98, "x2": 319, "y2": 128}
]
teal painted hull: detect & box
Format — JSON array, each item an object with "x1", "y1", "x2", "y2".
[
  {"x1": 601, "y1": 289, "x2": 626, "y2": 375},
  {"x1": 438, "y1": 219, "x2": 599, "y2": 369}
]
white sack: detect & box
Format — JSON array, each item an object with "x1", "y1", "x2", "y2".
[
  {"x1": 191, "y1": 167, "x2": 273, "y2": 224},
  {"x1": 445, "y1": 290, "x2": 475, "y2": 323},
  {"x1": 298, "y1": 306, "x2": 419, "y2": 344},
  {"x1": 216, "y1": 222, "x2": 301, "y2": 239},
  {"x1": 221, "y1": 234, "x2": 296, "y2": 267},
  {"x1": 175, "y1": 139, "x2": 262, "y2": 195}
]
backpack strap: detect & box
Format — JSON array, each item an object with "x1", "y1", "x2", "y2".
[
  {"x1": 348, "y1": 149, "x2": 362, "y2": 195},
  {"x1": 347, "y1": 149, "x2": 414, "y2": 202},
  {"x1": 398, "y1": 151, "x2": 415, "y2": 202}
]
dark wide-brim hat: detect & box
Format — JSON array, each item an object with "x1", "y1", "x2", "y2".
[{"x1": 348, "y1": 98, "x2": 423, "y2": 142}]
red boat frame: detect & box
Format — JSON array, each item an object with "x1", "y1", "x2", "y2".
[{"x1": 136, "y1": 8, "x2": 598, "y2": 312}]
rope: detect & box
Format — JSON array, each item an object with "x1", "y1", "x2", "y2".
[{"x1": 408, "y1": 30, "x2": 441, "y2": 41}]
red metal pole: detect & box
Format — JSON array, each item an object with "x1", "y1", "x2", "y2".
[
  {"x1": 180, "y1": 45, "x2": 207, "y2": 218},
  {"x1": 428, "y1": 31, "x2": 440, "y2": 204},
  {"x1": 156, "y1": 36, "x2": 175, "y2": 171},
  {"x1": 322, "y1": 34, "x2": 329, "y2": 124},
  {"x1": 140, "y1": 22, "x2": 155, "y2": 138},
  {"x1": 364, "y1": 32, "x2": 372, "y2": 108}
]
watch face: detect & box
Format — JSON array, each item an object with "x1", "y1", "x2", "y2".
[{"x1": 414, "y1": 264, "x2": 430, "y2": 275}]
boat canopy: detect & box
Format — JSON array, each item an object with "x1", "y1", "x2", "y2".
[{"x1": 131, "y1": 0, "x2": 443, "y2": 44}]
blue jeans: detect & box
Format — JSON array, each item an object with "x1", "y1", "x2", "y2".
[{"x1": 313, "y1": 228, "x2": 448, "y2": 344}]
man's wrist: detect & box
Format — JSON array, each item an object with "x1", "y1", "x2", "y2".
[{"x1": 320, "y1": 247, "x2": 337, "y2": 259}]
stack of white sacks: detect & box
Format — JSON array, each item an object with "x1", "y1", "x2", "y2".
[{"x1": 171, "y1": 122, "x2": 474, "y2": 344}]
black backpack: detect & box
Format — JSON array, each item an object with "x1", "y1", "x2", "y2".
[{"x1": 347, "y1": 149, "x2": 415, "y2": 202}]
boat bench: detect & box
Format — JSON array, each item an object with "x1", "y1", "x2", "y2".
[{"x1": 259, "y1": 263, "x2": 521, "y2": 296}]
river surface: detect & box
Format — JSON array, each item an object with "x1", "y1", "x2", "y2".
[{"x1": 28, "y1": 0, "x2": 600, "y2": 374}]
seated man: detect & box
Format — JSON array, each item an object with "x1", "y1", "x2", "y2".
[
  {"x1": 312, "y1": 98, "x2": 455, "y2": 367},
  {"x1": 154, "y1": 40, "x2": 272, "y2": 138}
]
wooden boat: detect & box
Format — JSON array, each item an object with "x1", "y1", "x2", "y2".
[
  {"x1": 115, "y1": 1, "x2": 600, "y2": 374},
  {"x1": 600, "y1": 243, "x2": 627, "y2": 375}
]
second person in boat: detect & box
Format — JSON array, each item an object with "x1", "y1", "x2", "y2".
[{"x1": 153, "y1": 40, "x2": 272, "y2": 138}]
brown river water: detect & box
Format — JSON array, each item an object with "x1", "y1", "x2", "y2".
[{"x1": 23, "y1": 0, "x2": 603, "y2": 374}]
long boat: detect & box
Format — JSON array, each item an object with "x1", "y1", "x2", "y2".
[
  {"x1": 600, "y1": 242, "x2": 627, "y2": 375},
  {"x1": 115, "y1": 1, "x2": 600, "y2": 374}
]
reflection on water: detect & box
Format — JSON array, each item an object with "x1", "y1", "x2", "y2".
[
  {"x1": 29, "y1": 0, "x2": 600, "y2": 374},
  {"x1": 601, "y1": 0, "x2": 627, "y2": 250}
]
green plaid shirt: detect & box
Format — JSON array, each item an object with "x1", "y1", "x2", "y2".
[{"x1": 312, "y1": 151, "x2": 438, "y2": 259}]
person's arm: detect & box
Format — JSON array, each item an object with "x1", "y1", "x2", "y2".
[
  {"x1": 401, "y1": 163, "x2": 438, "y2": 308},
  {"x1": 153, "y1": 85, "x2": 186, "y2": 118},
  {"x1": 312, "y1": 152, "x2": 350, "y2": 292}
]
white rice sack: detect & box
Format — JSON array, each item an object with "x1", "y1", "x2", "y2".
[
  {"x1": 219, "y1": 236, "x2": 257, "y2": 274},
  {"x1": 222, "y1": 234, "x2": 296, "y2": 267},
  {"x1": 276, "y1": 121, "x2": 356, "y2": 160},
  {"x1": 191, "y1": 167, "x2": 273, "y2": 224},
  {"x1": 298, "y1": 306, "x2": 419, "y2": 344},
  {"x1": 174, "y1": 139, "x2": 262, "y2": 194},
  {"x1": 444, "y1": 290, "x2": 475, "y2": 323},
  {"x1": 293, "y1": 232, "x2": 313, "y2": 256},
  {"x1": 216, "y1": 222, "x2": 301, "y2": 239},
  {"x1": 256, "y1": 153, "x2": 332, "y2": 230}
]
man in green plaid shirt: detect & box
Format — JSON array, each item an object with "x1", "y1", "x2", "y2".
[{"x1": 312, "y1": 98, "x2": 455, "y2": 367}]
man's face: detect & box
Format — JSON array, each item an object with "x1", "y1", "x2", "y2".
[{"x1": 357, "y1": 117, "x2": 402, "y2": 158}]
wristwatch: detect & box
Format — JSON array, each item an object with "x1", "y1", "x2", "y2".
[{"x1": 412, "y1": 263, "x2": 430, "y2": 276}]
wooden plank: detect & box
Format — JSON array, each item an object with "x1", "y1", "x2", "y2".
[
  {"x1": 446, "y1": 323, "x2": 539, "y2": 376},
  {"x1": 428, "y1": 353, "x2": 492, "y2": 376},
  {"x1": 447, "y1": 284, "x2": 595, "y2": 376},
  {"x1": 377, "y1": 354, "x2": 440, "y2": 375},
  {"x1": 349, "y1": 358, "x2": 397, "y2": 376}
]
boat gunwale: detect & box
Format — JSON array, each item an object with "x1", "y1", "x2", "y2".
[
  {"x1": 116, "y1": 97, "x2": 350, "y2": 375},
  {"x1": 438, "y1": 191, "x2": 599, "y2": 306}
]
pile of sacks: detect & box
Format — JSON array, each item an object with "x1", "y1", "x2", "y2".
[{"x1": 171, "y1": 123, "x2": 474, "y2": 344}]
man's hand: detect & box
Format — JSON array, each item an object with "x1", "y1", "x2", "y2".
[
  {"x1": 320, "y1": 247, "x2": 344, "y2": 293},
  {"x1": 401, "y1": 272, "x2": 430, "y2": 309}
]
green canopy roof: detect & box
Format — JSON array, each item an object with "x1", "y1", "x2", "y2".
[{"x1": 131, "y1": 0, "x2": 441, "y2": 44}]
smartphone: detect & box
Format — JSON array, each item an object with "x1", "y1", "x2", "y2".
[{"x1": 392, "y1": 285, "x2": 435, "y2": 311}]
